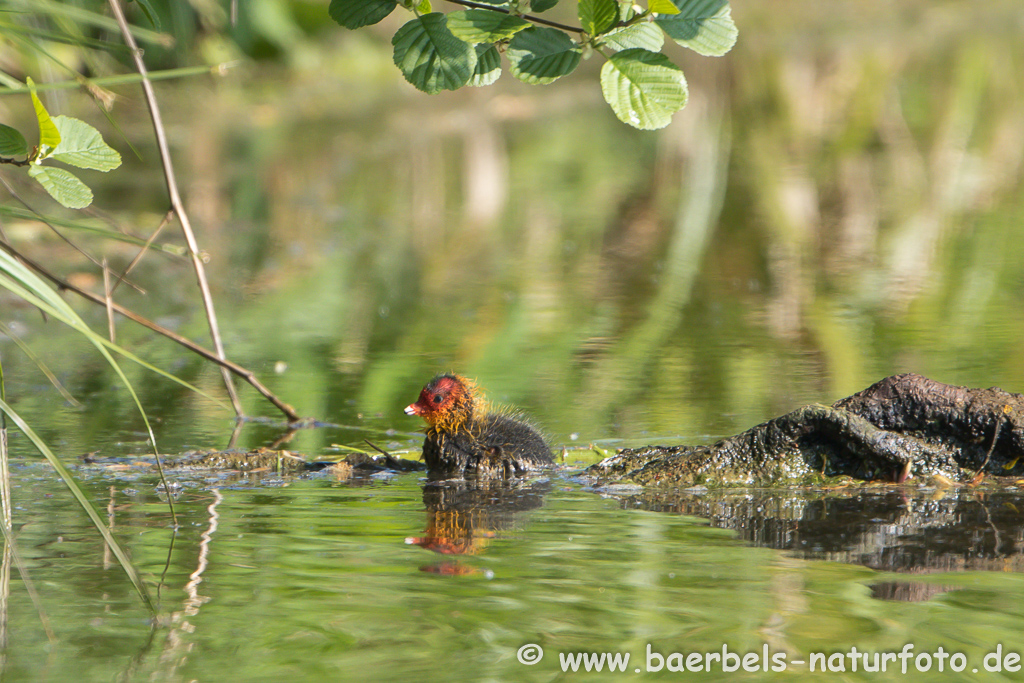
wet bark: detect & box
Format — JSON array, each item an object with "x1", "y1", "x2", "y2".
[{"x1": 584, "y1": 374, "x2": 1024, "y2": 487}]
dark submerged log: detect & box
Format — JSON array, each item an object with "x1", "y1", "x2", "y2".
[{"x1": 585, "y1": 374, "x2": 1024, "y2": 487}]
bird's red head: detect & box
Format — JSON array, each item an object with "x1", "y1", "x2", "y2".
[{"x1": 404, "y1": 374, "x2": 479, "y2": 433}]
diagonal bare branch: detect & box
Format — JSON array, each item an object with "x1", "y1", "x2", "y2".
[
  {"x1": 110, "y1": 208, "x2": 174, "y2": 295},
  {"x1": 0, "y1": 238, "x2": 302, "y2": 422}
]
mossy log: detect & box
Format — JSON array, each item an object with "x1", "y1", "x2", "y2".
[
  {"x1": 86, "y1": 449, "x2": 425, "y2": 477},
  {"x1": 585, "y1": 374, "x2": 1024, "y2": 487}
]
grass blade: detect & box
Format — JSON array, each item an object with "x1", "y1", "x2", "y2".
[
  {"x1": 0, "y1": 397, "x2": 155, "y2": 612},
  {"x1": 0, "y1": 249, "x2": 192, "y2": 527},
  {"x1": 0, "y1": 252, "x2": 228, "y2": 409},
  {"x1": 0, "y1": 206, "x2": 186, "y2": 255},
  {"x1": 0, "y1": 320, "x2": 80, "y2": 406}
]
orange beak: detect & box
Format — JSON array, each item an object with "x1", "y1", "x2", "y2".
[{"x1": 405, "y1": 402, "x2": 422, "y2": 416}]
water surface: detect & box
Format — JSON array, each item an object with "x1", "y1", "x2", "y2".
[
  {"x1": 5, "y1": 464, "x2": 1024, "y2": 681},
  {"x1": 2, "y1": 1, "x2": 1024, "y2": 679}
]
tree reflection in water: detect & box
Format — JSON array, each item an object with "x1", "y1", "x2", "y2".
[{"x1": 602, "y1": 485, "x2": 1024, "y2": 600}]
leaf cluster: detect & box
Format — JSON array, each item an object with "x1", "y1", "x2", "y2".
[
  {"x1": 0, "y1": 78, "x2": 121, "y2": 209},
  {"x1": 328, "y1": 0, "x2": 737, "y2": 130}
]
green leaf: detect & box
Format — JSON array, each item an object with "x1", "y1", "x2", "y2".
[
  {"x1": 579, "y1": 0, "x2": 618, "y2": 36},
  {"x1": 415, "y1": 0, "x2": 431, "y2": 12},
  {"x1": 129, "y1": 0, "x2": 163, "y2": 30},
  {"x1": 393, "y1": 13, "x2": 477, "y2": 94},
  {"x1": 601, "y1": 22, "x2": 665, "y2": 52},
  {"x1": 654, "y1": 0, "x2": 737, "y2": 56},
  {"x1": 328, "y1": 0, "x2": 397, "y2": 29},
  {"x1": 0, "y1": 124, "x2": 28, "y2": 157},
  {"x1": 648, "y1": 0, "x2": 680, "y2": 14},
  {"x1": 469, "y1": 44, "x2": 502, "y2": 86},
  {"x1": 507, "y1": 27, "x2": 581, "y2": 85},
  {"x1": 27, "y1": 77, "x2": 60, "y2": 152},
  {"x1": 600, "y1": 48, "x2": 688, "y2": 130},
  {"x1": 530, "y1": 0, "x2": 558, "y2": 12},
  {"x1": 27, "y1": 165, "x2": 93, "y2": 209},
  {"x1": 447, "y1": 10, "x2": 530, "y2": 44},
  {"x1": 49, "y1": 116, "x2": 121, "y2": 171}
]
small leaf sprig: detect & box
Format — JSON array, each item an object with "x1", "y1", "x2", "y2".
[{"x1": 0, "y1": 78, "x2": 122, "y2": 209}]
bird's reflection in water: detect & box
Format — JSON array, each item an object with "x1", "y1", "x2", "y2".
[{"x1": 406, "y1": 477, "x2": 552, "y2": 576}]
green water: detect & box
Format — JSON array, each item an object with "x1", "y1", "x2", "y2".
[
  {"x1": 2, "y1": 0, "x2": 1024, "y2": 679},
  {"x1": 4, "y1": 468, "x2": 1024, "y2": 682}
]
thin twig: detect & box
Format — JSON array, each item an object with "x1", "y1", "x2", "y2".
[
  {"x1": 979, "y1": 417, "x2": 1002, "y2": 473},
  {"x1": 0, "y1": 320, "x2": 81, "y2": 406},
  {"x1": 102, "y1": 257, "x2": 116, "y2": 343},
  {"x1": 974, "y1": 495, "x2": 1003, "y2": 554},
  {"x1": 107, "y1": 0, "x2": 244, "y2": 417},
  {"x1": 364, "y1": 439, "x2": 390, "y2": 457},
  {"x1": 225, "y1": 419, "x2": 244, "y2": 450},
  {"x1": 969, "y1": 417, "x2": 1003, "y2": 486},
  {"x1": 443, "y1": 0, "x2": 584, "y2": 33},
  {"x1": 0, "y1": 239, "x2": 302, "y2": 422},
  {"x1": 110, "y1": 208, "x2": 174, "y2": 295},
  {"x1": 267, "y1": 428, "x2": 298, "y2": 450},
  {"x1": 0, "y1": 175, "x2": 145, "y2": 294}
]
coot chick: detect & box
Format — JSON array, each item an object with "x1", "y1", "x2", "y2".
[{"x1": 404, "y1": 374, "x2": 552, "y2": 478}]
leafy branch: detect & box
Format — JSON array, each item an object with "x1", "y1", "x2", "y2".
[
  {"x1": 0, "y1": 78, "x2": 121, "y2": 209},
  {"x1": 328, "y1": 0, "x2": 738, "y2": 129}
]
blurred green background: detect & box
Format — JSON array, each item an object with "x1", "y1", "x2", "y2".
[
  {"x1": 2, "y1": 3, "x2": 1024, "y2": 682},
  {"x1": 1, "y1": 0, "x2": 1022, "y2": 458}
]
